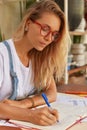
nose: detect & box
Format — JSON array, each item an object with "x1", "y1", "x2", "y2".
[{"x1": 44, "y1": 32, "x2": 52, "y2": 42}]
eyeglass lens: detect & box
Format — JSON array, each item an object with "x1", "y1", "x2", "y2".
[{"x1": 41, "y1": 25, "x2": 59, "y2": 42}]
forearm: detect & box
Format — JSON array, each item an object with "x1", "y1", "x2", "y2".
[
  {"x1": 32, "y1": 89, "x2": 57, "y2": 106},
  {"x1": 2, "y1": 78, "x2": 57, "y2": 109},
  {"x1": 0, "y1": 102, "x2": 59, "y2": 126},
  {"x1": 22, "y1": 78, "x2": 57, "y2": 108},
  {"x1": 27, "y1": 91, "x2": 57, "y2": 108},
  {"x1": 0, "y1": 102, "x2": 31, "y2": 122}
]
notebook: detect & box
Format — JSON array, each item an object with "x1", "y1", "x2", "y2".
[{"x1": 9, "y1": 93, "x2": 87, "y2": 130}]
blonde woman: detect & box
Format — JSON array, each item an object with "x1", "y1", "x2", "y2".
[{"x1": 0, "y1": 0, "x2": 69, "y2": 126}]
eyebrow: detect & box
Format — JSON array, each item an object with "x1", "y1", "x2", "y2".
[
  {"x1": 31, "y1": 18, "x2": 59, "y2": 32},
  {"x1": 43, "y1": 23, "x2": 59, "y2": 32}
]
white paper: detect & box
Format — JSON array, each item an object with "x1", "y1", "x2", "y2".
[
  {"x1": 9, "y1": 103, "x2": 87, "y2": 130},
  {"x1": 0, "y1": 120, "x2": 16, "y2": 127},
  {"x1": 9, "y1": 93, "x2": 87, "y2": 130},
  {"x1": 57, "y1": 93, "x2": 87, "y2": 107},
  {"x1": 1, "y1": 93, "x2": 87, "y2": 130}
]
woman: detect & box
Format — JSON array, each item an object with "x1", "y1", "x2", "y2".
[{"x1": 0, "y1": 0, "x2": 69, "y2": 126}]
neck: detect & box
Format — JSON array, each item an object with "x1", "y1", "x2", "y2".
[
  {"x1": 14, "y1": 37, "x2": 33, "y2": 55},
  {"x1": 13, "y1": 37, "x2": 33, "y2": 67}
]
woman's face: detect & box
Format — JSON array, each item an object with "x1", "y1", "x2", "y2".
[{"x1": 26, "y1": 12, "x2": 61, "y2": 51}]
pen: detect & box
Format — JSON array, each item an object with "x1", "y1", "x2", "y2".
[
  {"x1": 41, "y1": 93, "x2": 51, "y2": 108},
  {"x1": 41, "y1": 92, "x2": 59, "y2": 122}
]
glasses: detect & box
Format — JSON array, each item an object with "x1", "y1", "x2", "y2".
[{"x1": 31, "y1": 19, "x2": 60, "y2": 42}]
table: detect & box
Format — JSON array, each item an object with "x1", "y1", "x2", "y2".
[
  {"x1": 0, "y1": 126, "x2": 21, "y2": 130},
  {"x1": 57, "y1": 83, "x2": 87, "y2": 93},
  {"x1": 68, "y1": 65, "x2": 87, "y2": 75}
]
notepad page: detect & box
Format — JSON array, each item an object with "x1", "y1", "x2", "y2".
[
  {"x1": 0, "y1": 120, "x2": 17, "y2": 127},
  {"x1": 9, "y1": 102, "x2": 87, "y2": 130},
  {"x1": 57, "y1": 93, "x2": 87, "y2": 107}
]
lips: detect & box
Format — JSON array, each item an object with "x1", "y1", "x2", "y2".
[{"x1": 39, "y1": 42, "x2": 47, "y2": 47}]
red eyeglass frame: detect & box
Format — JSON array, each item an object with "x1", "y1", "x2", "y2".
[{"x1": 31, "y1": 19, "x2": 60, "y2": 42}]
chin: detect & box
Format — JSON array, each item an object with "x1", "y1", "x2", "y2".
[{"x1": 36, "y1": 47, "x2": 45, "y2": 51}]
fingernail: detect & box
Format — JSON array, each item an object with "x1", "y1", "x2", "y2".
[{"x1": 57, "y1": 120, "x2": 59, "y2": 123}]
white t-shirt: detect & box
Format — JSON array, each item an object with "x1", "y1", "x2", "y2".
[{"x1": 0, "y1": 39, "x2": 36, "y2": 100}]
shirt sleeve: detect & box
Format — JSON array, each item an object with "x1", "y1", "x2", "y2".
[{"x1": 0, "y1": 54, "x2": 3, "y2": 88}]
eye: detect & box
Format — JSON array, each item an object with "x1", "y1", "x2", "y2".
[
  {"x1": 53, "y1": 31, "x2": 59, "y2": 39},
  {"x1": 41, "y1": 25, "x2": 50, "y2": 32}
]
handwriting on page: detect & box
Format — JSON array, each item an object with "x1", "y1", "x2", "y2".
[{"x1": 57, "y1": 93, "x2": 87, "y2": 107}]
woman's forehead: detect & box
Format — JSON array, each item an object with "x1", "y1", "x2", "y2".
[{"x1": 37, "y1": 12, "x2": 61, "y2": 30}]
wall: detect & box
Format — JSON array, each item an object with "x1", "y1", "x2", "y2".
[{"x1": 0, "y1": 0, "x2": 26, "y2": 39}]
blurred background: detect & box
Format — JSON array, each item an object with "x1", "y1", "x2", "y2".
[
  {"x1": 0, "y1": 0, "x2": 36, "y2": 41},
  {"x1": 0, "y1": 0, "x2": 87, "y2": 85}
]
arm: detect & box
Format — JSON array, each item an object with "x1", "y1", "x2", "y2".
[
  {"x1": 30, "y1": 76, "x2": 57, "y2": 107},
  {"x1": 0, "y1": 102, "x2": 58, "y2": 126},
  {"x1": 2, "y1": 76, "x2": 57, "y2": 108}
]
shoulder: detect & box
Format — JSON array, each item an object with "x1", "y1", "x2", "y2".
[
  {"x1": 0, "y1": 39, "x2": 13, "y2": 62},
  {"x1": 0, "y1": 39, "x2": 13, "y2": 52}
]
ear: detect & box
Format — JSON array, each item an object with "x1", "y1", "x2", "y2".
[
  {"x1": 25, "y1": 20, "x2": 30, "y2": 31},
  {"x1": 25, "y1": 19, "x2": 30, "y2": 26}
]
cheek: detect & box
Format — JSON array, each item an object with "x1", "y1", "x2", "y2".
[
  {"x1": 26, "y1": 30, "x2": 40, "y2": 47},
  {"x1": 28, "y1": 28, "x2": 39, "y2": 40}
]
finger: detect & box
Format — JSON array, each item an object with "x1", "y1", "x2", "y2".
[
  {"x1": 40, "y1": 114, "x2": 56, "y2": 125},
  {"x1": 47, "y1": 113, "x2": 57, "y2": 123},
  {"x1": 39, "y1": 107, "x2": 58, "y2": 125},
  {"x1": 39, "y1": 117, "x2": 50, "y2": 126},
  {"x1": 49, "y1": 108, "x2": 59, "y2": 121}
]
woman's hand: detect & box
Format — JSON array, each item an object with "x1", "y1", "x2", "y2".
[
  {"x1": 0, "y1": 101, "x2": 58, "y2": 126},
  {"x1": 29, "y1": 106, "x2": 59, "y2": 126}
]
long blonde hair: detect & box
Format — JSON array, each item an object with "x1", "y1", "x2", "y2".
[{"x1": 13, "y1": 0, "x2": 69, "y2": 90}]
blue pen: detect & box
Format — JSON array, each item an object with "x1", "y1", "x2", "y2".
[
  {"x1": 41, "y1": 93, "x2": 51, "y2": 108},
  {"x1": 41, "y1": 92, "x2": 59, "y2": 122}
]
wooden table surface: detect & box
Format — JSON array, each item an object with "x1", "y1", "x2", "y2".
[
  {"x1": 0, "y1": 126, "x2": 21, "y2": 130},
  {"x1": 57, "y1": 83, "x2": 87, "y2": 93}
]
